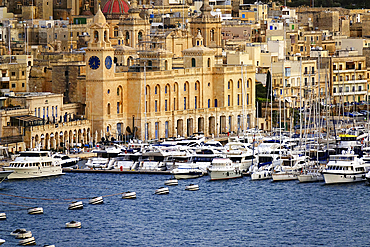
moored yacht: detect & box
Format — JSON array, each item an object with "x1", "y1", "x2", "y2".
[
  {"x1": 52, "y1": 153, "x2": 79, "y2": 168},
  {"x1": 3, "y1": 151, "x2": 63, "y2": 179},
  {"x1": 322, "y1": 151, "x2": 369, "y2": 184},
  {"x1": 208, "y1": 158, "x2": 242, "y2": 181}
]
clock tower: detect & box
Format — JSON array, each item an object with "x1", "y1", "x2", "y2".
[{"x1": 86, "y1": 6, "x2": 116, "y2": 139}]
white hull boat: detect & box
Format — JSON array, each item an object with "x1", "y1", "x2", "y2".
[
  {"x1": 164, "y1": 179, "x2": 178, "y2": 186},
  {"x1": 3, "y1": 151, "x2": 63, "y2": 179},
  {"x1": 251, "y1": 170, "x2": 272, "y2": 180},
  {"x1": 272, "y1": 172, "x2": 298, "y2": 181},
  {"x1": 208, "y1": 158, "x2": 242, "y2": 181},
  {"x1": 172, "y1": 167, "x2": 204, "y2": 179},
  {"x1": 68, "y1": 201, "x2": 83, "y2": 210},
  {"x1": 65, "y1": 221, "x2": 81, "y2": 228},
  {"x1": 27, "y1": 207, "x2": 44, "y2": 214},
  {"x1": 122, "y1": 191, "x2": 136, "y2": 199},
  {"x1": 89, "y1": 196, "x2": 104, "y2": 204},
  {"x1": 323, "y1": 152, "x2": 369, "y2": 184},
  {"x1": 18, "y1": 237, "x2": 35, "y2": 246},
  {"x1": 298, "y1": 173, "x2": 324, "y2": 183},
  {"x1": 0, "y1": 239, "x2": 5, "y2": 245},
  {"x1": 155, "y1": 187, "x2": 169, "y2": 195},
  {"x1": 185, "y1": 184, "x2": 199, "y2": 191}
]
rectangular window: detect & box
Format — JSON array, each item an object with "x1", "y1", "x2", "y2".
[
  {"x1": 47, "y1": 107, "x2": 49, "y2": 118},
  {"x1": 35, "y1": 108, "x2": 37, "y2": 116},
  {"x1": 55, "y1": 106, "x2": 58, "y2": 118},
  {"x1": 174, "y1": 98, "x2": 176, "y2": 110},
  {"x1": 237, "y1": 95, "x2": 240, "y2": 105},
  {"x1": 285, "y1": 68, "x2": 291, "y2": 77},
  {"x1": 43, "y1": 107, "x2": 45, "y2": 119},
  {"x1": 11, "y1": 72, "x2": 15, "y2": 76},
  {"x1": 117, "y1": 102, "x2": 120, "y2": 113},
  {"x1": 359, "y1": 86, "x2": 362, "y2": 91},
  {"x1": 184, "y1": 97, "x2": 186, "y2": 110},
  {"x1": 184, "y1": 84, "x2": 186, "y2": 91},
  {"x1": 247, "y1": 94, "x2": 249, "y2": 105},
  {"x1": 155, "y1": 100, "x2": 158, "y2": 112},
  {"x1": 38, "y1": 108, "x2": 40, "y2": 118},
  {"x1": 208, "y1": 99, "x2": 210, "y2": 108},
  {"x1": 52, "y1": 106, "x2": 54, "y2": 116},
  {"x1": 22, "y1": 83, "x2": 25, "y2": 87},
  {"x1": 165, "y1": 100, "x2": 167, "y2": 111},
  {"x1": 194, "y1": 97, "x2": 197, "y2": 109},
  {"x1": 11, "y1": 83, "x2": 15, "y2": 88},
  {"x1": 228, "y1": 95, "x2": 230, "y2": 106}
]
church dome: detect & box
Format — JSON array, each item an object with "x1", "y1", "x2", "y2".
[{"x1": 102, "y1": 0, "x2": 130, "y2": 16}]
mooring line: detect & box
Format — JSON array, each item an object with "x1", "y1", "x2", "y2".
[{"x1": 0, "y1": 191, "x2": 125, "y2": 201}]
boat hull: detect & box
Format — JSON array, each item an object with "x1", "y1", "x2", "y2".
[
  {"x1": 322, "y1": 172, "x2": 366, "y2": 184},
  {"x1": 3, "y1": 167, "x2": 63, "y2": 180},
  {"x1": 173, "y1": 172, "x2": 203, "y2": 180},
  {"x1": 89, "y1": 197, "x2": 104, "y2": 204},
  {"x1": 272, "y1": 172, "x2": 298, "y2": 181},
  {"x1": 209, "y1": 170, "x2": 242, "y2": 181},
  {"x1": 298, "y1": 174, "x2": 323, "y2": 183},
  {"x1": 251, "y1": 171, "x2": 272, "y2": 180}
]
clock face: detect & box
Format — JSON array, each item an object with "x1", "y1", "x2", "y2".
[
  {"x1": 105, "y1": 56, "x2": 112, "y2": 70},
  {"x1": 88, "y1": 56, "x2": 100, "y2": 70}
]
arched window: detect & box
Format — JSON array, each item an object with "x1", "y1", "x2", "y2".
[
  {"x1": 191, "y1": 58, "x2": 196, "y2": 67},
  {"x1": 214, "y1": 99, "x2": 218, "y2": 107},
  {"x1": 155, "y1": 86, "x2": 158, "y2": 94},
  {"x1": 228, "y1": 81, "x2": 230, "y2": 89},
  {"x1": 114, "y1": 27, "x2": 118, "y2": 37},
  {"x1": 107, "y1": 103, "x2": 111, "y2": 115},
  {"x1": 208, "y1": 58, "x2": 210, "y2": 67},
  {"x1": 138, "y1": 31, "x2": 143, "y2": 41},
  {"x1": 165, "y1": 60, "x2": 168, "y2": 70}
]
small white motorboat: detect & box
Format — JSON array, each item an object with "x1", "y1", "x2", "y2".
[
  {"x1": 0, "y1": 212, "x2": 6, "y2": 220},
  {"x1": 68, "y1": 201, "x2": 83, "y2": 210},
  {"x1": 15, "y1": 230, "x2": 32, "y2": 239},
  {"x1": 65, "y1": 221, "x2": 81, "y2": 228},
  {"x1": 0, "y1": 239, "x2": 5, "y2": 245},
  {"x1": 43, "y1": 245, "x2": 55, "y2": 247},
  {"x1": 27, "y1": 207, "x2": 44, "y2": 214},
  {"x1": 18, "y1": 236, "x2": 36, "y2": 245},
  {"x1": 164, "y1": 179, "x2": 178, "y2": 186},
  {"x1": 122, "y1": 191, "x2": 136, "y2": 199},
  {"x1": 89, "y1": 196, "x2": 104, "y2": 204},
  {"x1": 11, "y1": 228, "x2": 27, "y2": 236},
  {"x1": 185, "y1": 184, "x2": 199, "y2": 191},
  {"x1": 155, "y1": 187, "x2": 169, "y2": 195}
]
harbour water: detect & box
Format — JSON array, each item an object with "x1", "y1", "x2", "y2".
[{"x1": 1, "y1": 167, "x2": 370, "y2": 246}]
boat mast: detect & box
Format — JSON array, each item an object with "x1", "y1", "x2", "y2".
[{"x1": 144, "y1": 62, "x2": 147, "y2": 142}]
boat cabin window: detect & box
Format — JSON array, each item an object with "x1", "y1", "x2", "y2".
[{"x1": 330, "y1": 156, "x2": 355, "y2": 161}]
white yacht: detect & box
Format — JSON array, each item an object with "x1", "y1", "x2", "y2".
[
  {"x1": 297, "y1": 163, "x2": 324, "y2": 183},
  {"x1": 322, "y1": 152, "x2": 369, "y2": 184},
  {"x1": 3, "y1": 151, "x2": 63, "y2": 179},
  {"x1": 85, "y1": 145, "x2": 123, "y2": 169},
  {"x1": 224, "y1": 142, "x2": 257, "y2": 172},
  {"x1": 272, "y1": 155, "x2": 306, "y2": 182},
  {"x1": 208, "y1": 158, "x2": 242, "y2": 181},
  {"x1": 171, "y1": 164, "x2": 204, "y2": 179},
  {"x1": 52, "y1": 153, "x2": 79, "y2": 168}
]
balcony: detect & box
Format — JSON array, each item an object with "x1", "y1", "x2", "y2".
[{"x1": 333, "y1": 90, "x2": 367, "y2": 96}]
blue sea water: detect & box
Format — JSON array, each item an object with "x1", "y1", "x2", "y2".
[{"x1": 0, "y1": 170, "x2": 369, "y2": 246}]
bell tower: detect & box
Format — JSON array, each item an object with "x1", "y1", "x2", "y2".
[{"x1": 85, "y1": 5, "x2": 116, "y2": 137}]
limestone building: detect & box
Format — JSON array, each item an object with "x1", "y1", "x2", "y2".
[{"x1": 85, "y1": 7, "x2": 256, "y2": 141}]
